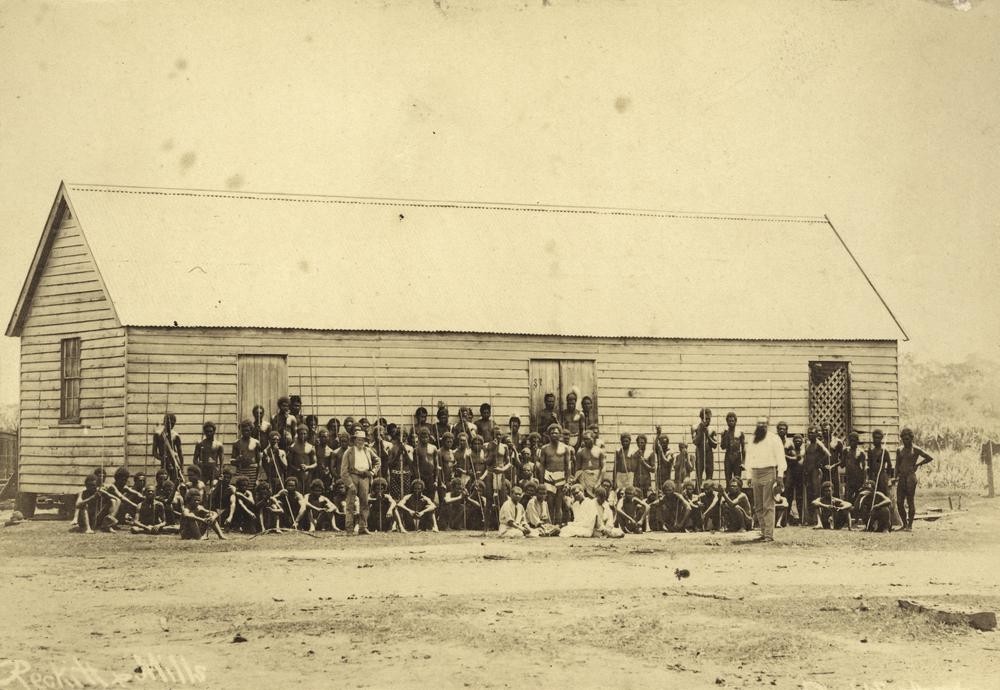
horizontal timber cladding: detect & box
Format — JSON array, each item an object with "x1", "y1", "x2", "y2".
[
  {"x1": 122, "y1": 327, "x2": 899, "y2": 477},
  {"x1": 17, "y1": 210, "x2": 126, "y2": 494}
]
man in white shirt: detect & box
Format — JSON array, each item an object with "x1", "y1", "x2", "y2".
[
  {"x1": 743, "y1": 417, "x2": 785, "y2": 542},
  {"x1": 341, "y1": 429, "x2": 381, "y2": 535},
  {"x1": 498, "y1": 485, "x2": 536, "y2": 538},
  {"x1": 559, "y1": 485, "x2": 601, "y2": 538}
]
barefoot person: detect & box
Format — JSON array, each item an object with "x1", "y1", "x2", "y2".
[
  {"x1": 895, "y1": 427, "x2": 934, "y2": 531},
  {"x1": 130, "y1": 487, "x2": 167, "y2": 535},
  {"x1": 812, "y1": 480, "x2": 853, "y2": 530},
  {"x1": 498, "y1": 485, "x2": 536, "y2": 538},
  {"x1": 179, "y1": 491, "x2": 226, "y2": 540},
  {"x1": 743, "y1": 417, "x2": 784, "y2": 542}
]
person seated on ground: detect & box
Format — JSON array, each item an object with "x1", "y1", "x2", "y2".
[
  {"x1": 812, "y1": 480, "x2": 853, "y2": 530},
  {"x1": 254, "y1": 479, "x2": 283, "y2": 532},
  {"x1": 127, "y1": 472, "x2": 147, "y2": 507},
  {"x1": 365, "y1": 477, "x2": 397, "y2": 533},
  {"x1": 130, "y1": 487, "x2": 167, "y2": 535},
  {"x1": 773, "y1": 481, "x2": 789, "y2": 528},
  {"x1": 644, "y1": 487, "x2": 663, "y2": 532},
  {"x1": 328, "y1": 478, "x2": 354, "y2": 532},
  {"x1": 594, "y1": 486, "x2": 625, "y2": 538},
  {"x1": 679, "y1": 481, "x2": 704, "y2": 532},
  {"x1": 106, "y1": 466, "x2": 140, "y2": 525},
  {"x1": 652, "y1": 480, "x2": 692, "y2": 533},
  {"x1": 854, "y1": 480, "x2": 892, "y2": 533},
  {"x1": 73, "y1": 474, "x2": 101, "y2": 534},
  {"x1": 439, "y1": 477, "x2": 468, "y2": 532},
  {"x1": 178, "y1": 465, "x2": 207, "y2": 507},
  {"x1": 207, "y1": 466, "x2": 236, "y2": 515},
  {"x1": 559, "y1": 484, "x2": 602, "y2": 538},
  {"x1": 179, "y1": 490, "x2": 226, "y2": 540},
  {"x1": 699, "y1": 481, "x2": 723, "y2": 532},
  {"x1": 300, "y1": 479, "x2": 337, "y2": 532},
  {"x1": 159, "y1": 480, "x2": 178, "y2": 529},
  {"x1": 464, "y1": 480, "x2": 489, "y2": 532},
  {"x1": 598, "y1": 478, "x2": 618, "y2": 506},
  {"x1": 226, "y1": 476, "x2": 258, "y2": 534},
  {"x1": 397, "y1": 479, "x2": 439, "y2": 532},
  {"x1": 721, "y1": 478, "x2": 753, "y2": 532},
  {"x1": 615, "y1": 485, "x2": 647, "y2": 534},
  {"x1": 524, "y1": 480, "x2": 560, "y2": 536},
  {"x1": 498, "y1": 485, "x2": 536, "y2": 538},
  {"x1": 275, "y1": 476, "x2": 305, "y2": 529}
]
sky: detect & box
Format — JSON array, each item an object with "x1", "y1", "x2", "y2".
[{"x1": 0, "y1": 0, "x2": 997, "y2": 406}]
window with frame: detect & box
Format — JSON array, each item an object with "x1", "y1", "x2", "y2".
[{"x1": 60, "y1": 337, "x2": 81, "y2": 423}]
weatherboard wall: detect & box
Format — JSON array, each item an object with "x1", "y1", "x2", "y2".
[
  {"x1": 17, "y1": 207, "x2": 126, "y2": 493},
  {"x1": 121, "y1": 327, "x2": 898, "y2": 479}
]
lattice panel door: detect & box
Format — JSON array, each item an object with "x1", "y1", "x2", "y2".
[{"x1": 808, "y1": 362, "x2": 852, "y2": 439}]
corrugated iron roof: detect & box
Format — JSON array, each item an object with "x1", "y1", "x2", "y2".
[{"x1": 46, "y1": 183, "x2": 904, "y2": 340}]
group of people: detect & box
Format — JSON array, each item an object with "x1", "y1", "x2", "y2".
[{"x1": 71, "y1": 391, "x2": 934, "y2": 541}]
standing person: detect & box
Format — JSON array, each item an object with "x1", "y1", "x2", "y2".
[
  {"x1": 632, "y1": 434, "x2": 654, "y2": 496},
  {"x1": 452, "y1": 432, "x2": 474, "y2": 486},
  {"x1": 561, "y1": 390, "x2": 585, "y2": 449},
  {"x1": 842, "y1": 432, "x2": 868, "y2": 506},
  {"x1": 251, "y1": 404, "x2": 271, "y2": 445},
  {"x1": 411, "y1": 407, "x2": 434, "y2": 444},
  {"x1": 314, "y1": 428, "x2": 335, "y2": 491},
  {"x1": 581, "y1": 396, "x2": 595, "y2": 428},
  {"x1": 743, "y1": 417, "x2": 784, "y2": 542},
  {"x1": 232, "y1": 419, "x2": 262, "y2": 480},
  {"x1": 341, "y1": 429, "x2": 381, "y2": 535},
  {"x1": 325, "y1": 418, "x2": 342, "y2": 445},
  {"x1": 783, "y1": 432, "x2": 805, "y2": 525},
  {"x1": 271, "y1": 396, "x2": 297, "y2": 449},
  {"x1": 508, "y1": 416, "x2": 523, "y2": 453},
  {"x1": 721, "y1": 412, "x2": 746, "y2": 484},
  {"x1": 573, "y1": 432, "x2": 604, "y2": 496},
  {"x1": 329, "y1": 431, "x2": 351, "y2": 480},
  {"x1": 414, "y1": 427, "x2": 440, "y2": 500},
  {"x1": 673, "y1": 443, "x2": 693, "y2": 485},
  {"x1": 653, "y1": 427, "x2": 672, "y2": 491},
  {"x1": 438, "y1": 432, "x2": 456, "y2": 488},
  {"x1": 194, "y1": 421, "x2": 225, "y2": 485},
  {"x1": 818, "y1": 422, "x2": 844, "y2": 497},
  {"x1": 433, "y1": 402, "x2": 451, "y2": 444},
  {"x1": 539, "y1": 424, "x2": 572, "y2": 525},
  {"x1": 691, "y1": 408, "x2": 718, "y2": 489},
  {"x1": 802, "y1": 427, "x2": 828, "y2": 526},
  {"x1": 452, "y1": 406, "x2": 477, "y2": 443},
  {"x1": 152, "y1": 412, "x2": 184, "y2": 484},
  {"x1": 615, "y1": 433, "x2": 634, "y2": 491},
  {"x1": 536, "y1": 393, "x2": 559, "y2": 435},
  {"x1": 287, "y1": 425, "x2": 318, "y2": 489},
  {"x1": 895, "y1": 427, "x2": 934, "y2": 531},
  {"x1": 867, "y1": 429, "x2": 903, "y2": 528},
  {"x1": 475, "y1": 403, "x2": 498, "y2": 444}
]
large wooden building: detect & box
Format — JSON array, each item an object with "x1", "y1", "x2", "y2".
[{"x1": 6, "y1": 183, "x2": 907, "y2": 509}]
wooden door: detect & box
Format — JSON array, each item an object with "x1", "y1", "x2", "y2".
[
  {"x1": 528, "y1": 360, "x2": 561, "y2": 432},
  {"x1": 808, "y1": 361, "x2": 852, "y2": 439},
  {"x1": 237, "y1": 355, "x2": 288, "y2": 422}
]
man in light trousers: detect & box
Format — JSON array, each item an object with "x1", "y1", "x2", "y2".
[{"x1": 744, "y1": 416, "x2": 784, "y2": 542}]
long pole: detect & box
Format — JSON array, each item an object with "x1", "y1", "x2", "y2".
[{"x1": 145, "y1": 361, "x2": 152, "y2": 476}]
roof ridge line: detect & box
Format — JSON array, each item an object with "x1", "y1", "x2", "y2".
[{"x1": 64, "y1": 183, "x2": 829, "y2": 224}]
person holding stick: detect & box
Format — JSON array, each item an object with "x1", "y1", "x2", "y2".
[{"x1": 895, "y1": 427, "x2": 934, "y2": 531}]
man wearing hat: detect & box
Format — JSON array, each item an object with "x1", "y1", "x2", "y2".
[
  {"x1": 743, "y1": 417, "x2": 785, "y2": 542},
  {"x1": 341, "y1": 429, "x2": 381, "y2": 534}
]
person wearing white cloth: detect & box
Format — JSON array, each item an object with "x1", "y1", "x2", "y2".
[
  {"x1": 743, "y1": 417, "x2": 785, "y2": 542},
  {"x1": 559, "y1": 485, "x2": 600, "y2": 538},
  {"x1": 497, "y1": 485, "x2": 536, "y2": 538}
]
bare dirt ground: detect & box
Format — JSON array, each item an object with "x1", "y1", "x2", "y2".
[{"x1": 1, "y1": 491, "x2": 998, "y2": 690}]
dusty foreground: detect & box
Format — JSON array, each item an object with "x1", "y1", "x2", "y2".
[{"x1": 1, "y1": 493, "x2": 998, "y2": 690}]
